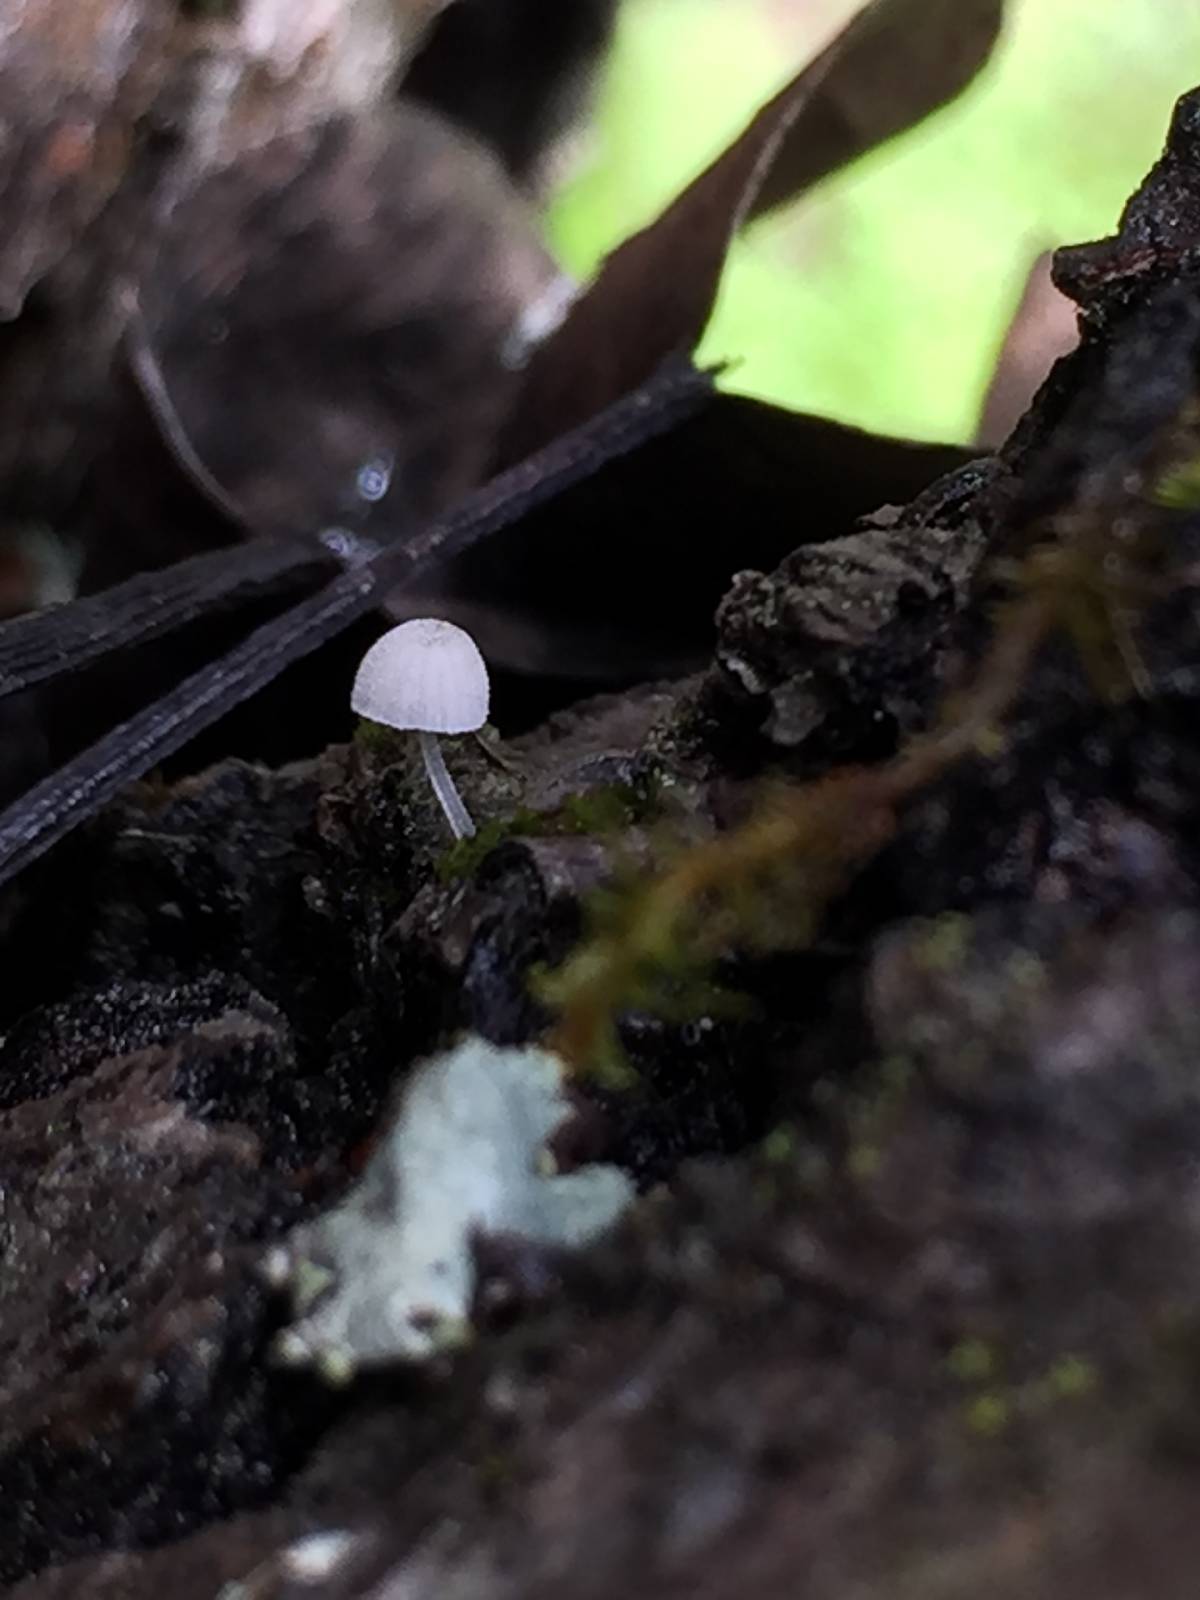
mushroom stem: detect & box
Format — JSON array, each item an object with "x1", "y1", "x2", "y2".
[{"x1": 418, "y1": 730, "x2": 476, "y2": 840}]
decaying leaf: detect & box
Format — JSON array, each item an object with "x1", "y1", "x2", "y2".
[
  {"x1": 404, "y1": 0, "x2": 1003, "y2": 672},
  {"x1": 748, "y1": 0, "x2": 1007, "y2": 218},
  {"x1": 270, "y1": 1035, "x2": 633, "y2": 1375},
  {"x1": 499, "y1": 0, "x2": 1008, "y2": 463}
]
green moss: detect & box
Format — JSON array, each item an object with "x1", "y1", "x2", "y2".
[
  {"x1": 796, "y1": 1149, "x2": 831, "y2": 1193},
  {"x1": 436, "y1": 811, "x2": 541, "y2": 881},
  {"x1": 840, "y1": 1045, "x2": 921, "y2": 1190},
  {"x1": 955, "y1": 1351, "x2": 1101, "y2": 1444},
  {"x1": 975, "y1": 725, "x2": 1012, "y2": 761},
  {"x1": 846, "y1": 1141, "x2": 882, "y2": 1182},
  {"x1": 558, "y1": 785, "x2": 646, "y2": 834},
  {"x1": 878, "y1": 1052, "x2": 915, "y2": 1095},
  {"x1": 760, "y1": 1125, "x2": 797, "y2": 1167},
  {"x1": 964, "y1": 1392, "x2": 1011, "y2": 1437},
  {"x1": 436, "y1": 783, "x2": 656, "y2": 883},
  {"x1": 1043, "y1": 1354, "x2": 1099, "y2": 1403},
  {"x1": 477, "y1": 1448, "x2": 519, "y2": 1500},
  {"x1": 947, "y1": 1339, "x2": 998, "y2": 1385},
  {"x1": 1152, "y1": 456, "x2": 1200, "y2": 511},
  {"x1": 916, "y1": 915, "x2": 972, "y2": 974},
  {"x1": 1005, "y1": 950, "x2": 1047, "y2": 993},
  {"x1": 352, "y1": 717, "x2": 408, "y2": 759}
]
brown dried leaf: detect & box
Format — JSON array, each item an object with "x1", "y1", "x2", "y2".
[
  {"x1": 499, "y1": 0, "x2": 1007, "y2": 464},
  {"x1": 749, "y1": 0, "x2": 1006, "y2": 218}
]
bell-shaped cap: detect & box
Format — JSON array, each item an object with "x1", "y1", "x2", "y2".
[{"x1": 351, "y1": 618, "x2": 489, "y2": 734}]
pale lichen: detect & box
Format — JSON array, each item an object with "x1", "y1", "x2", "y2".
[{"x1": 269, "y1": 1037, "x2": 633, "y2": 1376}]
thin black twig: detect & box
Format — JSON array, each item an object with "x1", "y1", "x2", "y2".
[{"x1": 0, "y1": 539, "x2": 335, "y2": 697}]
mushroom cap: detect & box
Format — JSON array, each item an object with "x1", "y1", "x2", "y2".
[{"x1": 351, "y1": 618, "x2": 489, "y2": 734}]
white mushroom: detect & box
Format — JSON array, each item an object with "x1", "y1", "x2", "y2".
[{"x1": 351, "y1": 618, "x2": 489, "y2": 840}]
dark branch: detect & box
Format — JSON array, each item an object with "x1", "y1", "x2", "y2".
[{"x1": 0, "y1": 539, "x2": 335, "y2": 699}]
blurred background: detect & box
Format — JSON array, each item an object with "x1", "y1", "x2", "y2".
[{"x1": 549, "y1": 0, "x2": 1200, "y2": 445}]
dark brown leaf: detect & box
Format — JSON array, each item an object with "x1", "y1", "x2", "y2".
[
  {"x1": 499, "y1": 0, "x2": 1007, "y2": 465},
  {"x1": 748, "y1": 0, "x2": 1007, "y2": 218}
]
